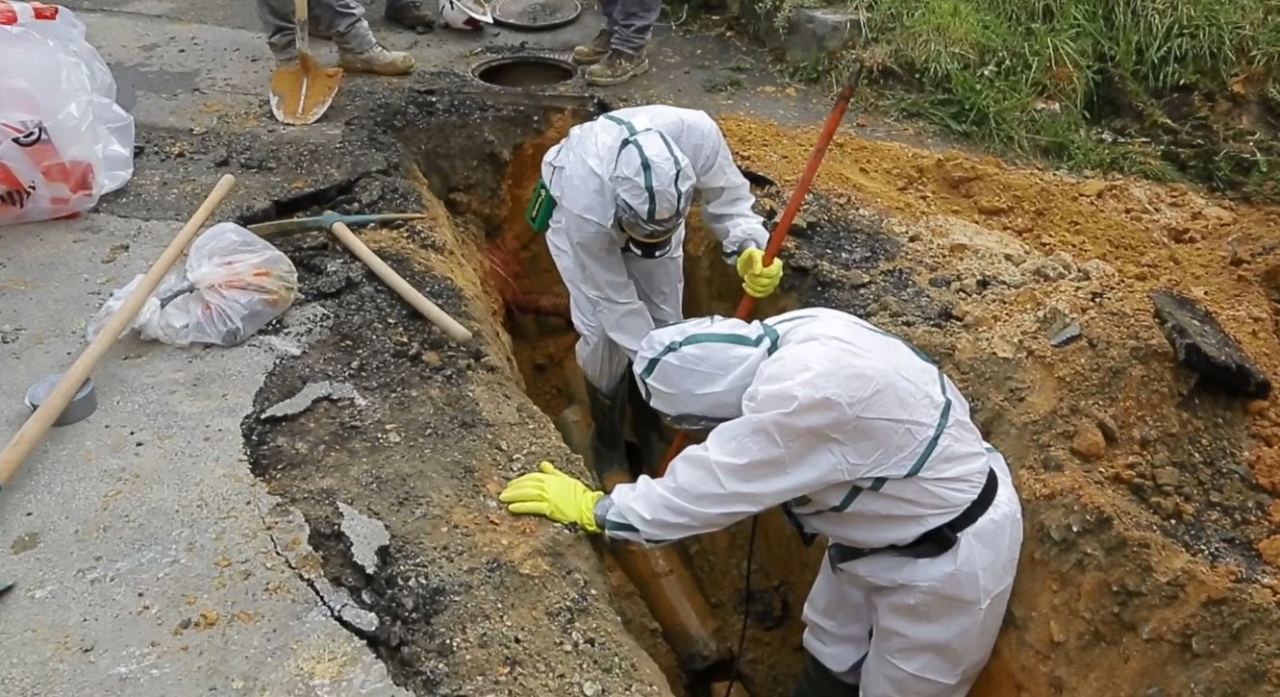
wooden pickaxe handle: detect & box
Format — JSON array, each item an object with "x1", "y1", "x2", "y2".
[{"x1": 328, "y1": 221, "x2": 473, "y2": 343}]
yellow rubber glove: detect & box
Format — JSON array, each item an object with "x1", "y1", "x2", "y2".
[
  {"x1": 735, "y1": 247, "x2": 784, "y2": 299},
  {"x1": 499, "y1": 461, "x2": 605, "y2": 533}
]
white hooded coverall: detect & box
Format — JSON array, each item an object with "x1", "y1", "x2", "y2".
[
  {"x1": 539, "y1": 105, "x2": 769, "y2": 393},
  {"x1": 597, "y1": 308, "x2": 1024, "y2": 696}
]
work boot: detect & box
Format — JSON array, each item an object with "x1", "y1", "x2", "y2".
[
  {"x1": 585, "y1": 49, "x2": 650, "y2": 86},
  {"x1": 338, "y1": 44, "x2": 416, "y2": 76},
  {"x1": 627, "y1": 376, "x2": 669, "y2": 471},
  {"x1": 572, "y1": 29, "x2": 612, "y2": 65},
  {"x1": 386, "y1": 0, "x2": 435, "y2": 33},
  {"x1": 586, "y1": 380, "x2": 630, "y2": 485}
]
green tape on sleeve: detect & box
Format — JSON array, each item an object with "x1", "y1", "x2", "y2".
[{"x1": 525, "y1": 179, "x2": 557, "y2": 234}]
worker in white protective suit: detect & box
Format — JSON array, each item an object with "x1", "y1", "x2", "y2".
[
  {"x1": 525, "y1": 104, "x2": 783, "y2": 479},
  {"x1": 499, "y1": 307, "x2": 1024, "y2": 697}
]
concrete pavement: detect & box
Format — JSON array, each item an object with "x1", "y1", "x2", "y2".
[
  {"x1": 0, "y1": 2, "x2": 831, "y2": 694},
  {"x1": 0, "y1": 215, "x2": 407, "y2": 696}
]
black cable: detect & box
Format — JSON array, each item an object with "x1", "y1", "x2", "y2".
[{"x1": 723, "y1": 515, "x2": 759, "y2": 697}]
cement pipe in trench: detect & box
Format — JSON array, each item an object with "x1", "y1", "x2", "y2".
[{"x1": 557, "y1": 407, "x2": 754, "y2": 694}]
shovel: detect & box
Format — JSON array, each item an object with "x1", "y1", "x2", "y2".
[{"x1": 269, "y1": 0, "x2": 343, "y2": 125}]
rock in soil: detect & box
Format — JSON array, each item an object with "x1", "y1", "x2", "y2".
[
  {"x1": 1150, "y1": 289, "x2": 1272, "y2": 399},
  {"x1": 262, "y1": 380, "x2": 360, "y2": 419},
  {"x1": 338, "y1": 501, "x2": 391, "y2": 575},
  {"x1": 1070, "y1": 421, "x2": 1108, "y2": 461}
]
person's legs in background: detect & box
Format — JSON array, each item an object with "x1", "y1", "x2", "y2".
[
  {"x1": 572, "y1": 0, "x2": 616, "y2": 65},
  {"x1": 256, "y1": 0, "x2": 415, "y2": 76},
  {"x1": 584, "y1": 0, "x2": 657, "y2": 85},
  {"x1": 307, "y1": 0, "x2": 433, "y2": 38},
  {"x1": 258, "y1": 0, "x2": 358, "y2": 60}
]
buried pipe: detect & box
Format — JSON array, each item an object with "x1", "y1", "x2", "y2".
[
  {"x1": 596, "y1": 468, "x2": 731, "y2": 676},
  {"x1": 487, "y1": 243, "x2": 572, "y2": 319},
  {"x1": 504, "y1": 290, "x2": 570, "y2": 319},
  {"x1": 554, "y1": 407, "x2": 753, "y2": 693}
]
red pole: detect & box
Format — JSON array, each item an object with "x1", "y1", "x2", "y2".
[{"x1": 654, "y1": 64, "x2": 865, "y2": 478}]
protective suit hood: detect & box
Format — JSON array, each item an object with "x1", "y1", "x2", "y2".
[
  {"x1": 611, "y1": 128, "x2": 695, "y2": 240},
  {"x1": 634, "y1": 315, "x2": 779, "y2": 423}
]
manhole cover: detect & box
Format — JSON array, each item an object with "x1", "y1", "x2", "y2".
[
  {"x1": 490, "y1": 0, "x2": 581, "y2": 30},
  {"x1": 472, "y1": 55, "x2": 577, "y2": 88}
]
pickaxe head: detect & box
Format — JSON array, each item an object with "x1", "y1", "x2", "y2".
[{"x1": 247, "y1": 212, "x2": 425, "y2": 238}]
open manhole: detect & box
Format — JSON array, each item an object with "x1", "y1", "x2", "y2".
[
  {"x1": 491, "y1": 0, "x2": 582, "y2": 30},
  {"x1": 472, "y1": 55, "x2": 577, "y2": 88}
]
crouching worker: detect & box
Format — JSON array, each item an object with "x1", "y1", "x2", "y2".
[
  {"x1": 499, "y1": 307, "x2": 1024, "y2": 697},
  {"x1": 527, "y1": 104, "x2": 783, "y2": 478}
]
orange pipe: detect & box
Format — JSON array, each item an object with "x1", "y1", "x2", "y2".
[
  {"x1": 655, "y1": 64, "x2": 865, "y2": 478},
  {"x1": 596, "y1": 469, "x2": 730, "y2": 674},
  {"x1": 487, "y1": 242, "x2": 572, "y2": 319},
  {"x1": 504, "y1": 290, "x2": 571, "y2": 319}
]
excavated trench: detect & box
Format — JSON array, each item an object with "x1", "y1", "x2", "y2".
[
  {"x1": 237, "y1": 89, "x2": 840, "y2": 696},
  {"x1": 410, "y1": 94, "x2": 817, "y2": 696},
  {"x1": 491, "y1": 157, "x2": 812, "y2": 697},
  {"x1": 241, "y1": 84, "x2": 1280, "y2": 697}
]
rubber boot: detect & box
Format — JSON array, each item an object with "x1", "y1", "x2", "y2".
[
  {"x1": 627, "y1": 375, "x2": 669, "y2": 473},
  {"x1": 792, "y1": 652, "x2": 861, "y2": 697},
  {"x1": 586, "y1": 380, "x2": 630, "y2": 488}
]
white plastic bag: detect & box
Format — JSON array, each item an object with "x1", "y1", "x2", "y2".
[
  {"x1": 88, "y1": 223, "x2": 300, "y2": 347},
  {"x1": 0, "y1": 1, "x2": 135, "y2": 226}
]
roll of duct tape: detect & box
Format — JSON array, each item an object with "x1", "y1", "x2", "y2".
[{"x1": 24, "y1": 373, "x2": 98, "y2": 427}]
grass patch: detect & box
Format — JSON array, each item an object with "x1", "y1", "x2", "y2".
[
  {"x1": 741, "y1": 0, "x2": 1280, "y2": 198},
  {"x1": 704, "y1": 74, "x2": 748, "y2": 92}
]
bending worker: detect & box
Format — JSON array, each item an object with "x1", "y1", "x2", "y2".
[
  {"x1": 500, "y1": 307, "x2": 1024, "y2": 696},
  {"x1": 528, "y1": 104, "x2": 783, "y2": 477}
]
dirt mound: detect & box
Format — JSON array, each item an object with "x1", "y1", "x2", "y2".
[{"x1": 718, "y1": 116, "x2": 1280, "y2": 695}]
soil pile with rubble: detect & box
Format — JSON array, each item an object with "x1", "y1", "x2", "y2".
[{"x1": 719, "y1": 116, "x2": 1280, "y2": 695}]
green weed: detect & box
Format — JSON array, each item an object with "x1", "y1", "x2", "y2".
[
  {"x1": 747, "y1": 0, "x2": 1280, "y2": 198},
  {"x1": 704, "y1": 74, "x2": 748, "y2": 92}
]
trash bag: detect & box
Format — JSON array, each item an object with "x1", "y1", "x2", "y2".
[
  {"x1": 88, "y1": 223, "x2": 300, "y2": 347},
  {"x1": 0, "y1": 1, "x2": 135, "y2": 226}
]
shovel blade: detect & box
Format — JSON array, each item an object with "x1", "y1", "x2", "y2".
[{"x1": 270, "y1": 52, "x2": 343, "y2": 126}]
